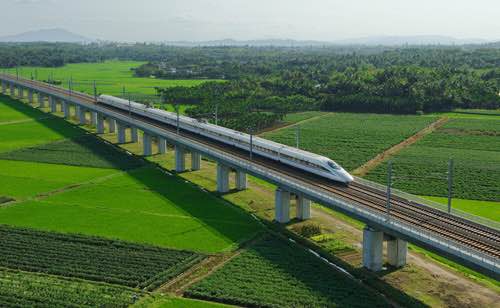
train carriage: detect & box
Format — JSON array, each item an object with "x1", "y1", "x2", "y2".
[{"x1": 98, "y1": 95, "x2": 353, "y2": 184}]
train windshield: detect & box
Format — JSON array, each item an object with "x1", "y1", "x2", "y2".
[{"x1": 327, "y1": 161, "x2": 340, "y2": 170}]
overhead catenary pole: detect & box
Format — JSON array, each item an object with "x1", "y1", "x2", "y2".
[
  {"x1": 386, "y1": 160, "x2": 392, "y2": 217},
  {"x1": 447, "y1": 159, "x2": 454, "y2": 213},
  {"x1": 93, "y1": 80, "x2": 97, "y2": 101}
]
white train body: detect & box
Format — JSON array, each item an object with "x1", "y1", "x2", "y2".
[{"x1": 98, "y1": 95, "x2": 354, "y2": 183}]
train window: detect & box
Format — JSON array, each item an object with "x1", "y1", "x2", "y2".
[{"x1": 328, "y1": 161, "x2": 340, "y2": 170}]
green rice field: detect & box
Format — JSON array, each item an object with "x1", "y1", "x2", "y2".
[
  {"x1": 365, "y1": 118, "x2": 500, "y2": 202},
  {"x1": 5, "y1": 60, "x2": 216, "y2": 97},
  {"x1": 262, "y1": 112, "x2": 437, "y2": 171}
]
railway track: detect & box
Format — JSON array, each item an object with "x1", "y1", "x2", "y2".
[{"x1": 5, "y1": 76, "x2": 500, "y2": 259}]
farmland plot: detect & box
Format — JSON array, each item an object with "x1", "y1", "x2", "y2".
[
  {"x1": 0, "y1": 117, "x2": 83, "y2": 153},
  {"x1": 0, "y1": 159, "x2": 116, "y2": 198},
  {"x1": 365, "y1": 118, "x2": 500, "y2": 201},
  {"x1": 0, "y1": 94, "x2": 45, "y2": 123},
  {"x1": 0, "y1": 135, "x2": 145, "y2": 170},
  {"x1": 8, "y1": 60, "x2": 215, "y2": 96},
  {"x1": 262, "y1": 113, "x2": 437, "y2": 170},
  {"x1": 186, "y1": 236, "x2": 389, "y2": 307},
  {"x1": 0, "y1": 267, "x2": 140, "y2": 308},
  {"x1": 0, "y1": 167, "x2": 262, "y2": 253},
  {"x1": 0, "y1": 225, "x2": 204, "y2": 290}
]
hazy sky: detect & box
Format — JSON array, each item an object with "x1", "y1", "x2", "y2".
[{"x1": 1, "y1": 0, "x2": 499, "y2": 41}]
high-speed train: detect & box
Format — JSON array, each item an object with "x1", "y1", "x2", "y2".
[{"x1": 98, "y1": 95, "x2": 354, "y2": 184}]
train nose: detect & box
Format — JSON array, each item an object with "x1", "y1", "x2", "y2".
[{"x1": 342, "y1": 170, "x2": 354, "y2": 183}]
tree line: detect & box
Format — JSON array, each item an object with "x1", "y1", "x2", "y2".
[{"x1": 1, "y1": 42, "x2": 499, "y2": 130}]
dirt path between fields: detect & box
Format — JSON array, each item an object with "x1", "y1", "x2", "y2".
[
  {"x1": 352, "y1": 117, "x2": 449, "y2": 176},
  {"x1": 257, "y1": 113, "x2": 330, "y2": 135}
]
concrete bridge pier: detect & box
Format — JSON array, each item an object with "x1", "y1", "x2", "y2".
[
  {"x1": 117, "y1": 122, "x2": 127, "y2": 144},
  {"x1": 96, "y1": 113, "x2": 105, "y2": 134},
  {"x1": 90, "y1": 111, "x2": 98, "y2": 127},
  {"x1": 63, "y1": 101, "x2": 70, "y2": 119},
  {"x1": 275, "y1": 188, "x2": 291, "y2": 223},
  {"x1": 38, "y1": 93, "x2": 45, "y2": 108},
  {"x1": 191, "y1": 152, "x2": 201, "y2": 171},
  {"x1": 216, "y1": 163, "x2": 230, "y2": 193},
  {"x1": 235, "y1": 170, "x2": 247, "y2": 190},
  {"x1": 386, "y1": 237, "x2": 408, "y2": 267},
  {"x1": 175, "y1": 145, "x2": 186, "y2": 172},
  {"x1": 158, "y1": 137, "x2": 167, "y2": 154},
  {"x1": 28, "y1": 90, "x2": 34, "y2": 104},
  {"x1": 18, "y1": 87, "x2": 24, "y2": 99},
  {"x1": 58, "y1": 99, "x2": 64, "y2": 112},
  {"x1": 131, "y1": 127, "x2": 138, "y2": 143},
  {"x1": 50, "y1": 96, "x2": 57, "y2": 113},
  {"x1": 78, "y1": 107, "x2": 87, "y2": 125},
  {"x1": 10, "y1": 83, "x2": 15, "y2": 96},
  {"x1": 362, "y1": 227, "x2": 408, "y2": 271},
  {"x1": 143, "y1": 132, "x2": 152, "y2": 156},
  {"x1": 108, "y1": 118, "x2": 116, "y2": 133},
  {"x1": 362, "y1": 227, "x2": 384, "y2": 271},
  {"x1": 1, "y1": 81, "x2": 6, "y2": 94},
  {"x1": 296, "y1": 195, "x2": 311, "y2": 220}
]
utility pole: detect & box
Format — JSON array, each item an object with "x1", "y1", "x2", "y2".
[
  {"x1": 16, "y1": 67, "x2": 19, "y2": 80},
  {"x1": 122, "y1": 86, "x2": 126, "y2": 98},
  {"x1": 68, "y1": 79, "x2": 72, "y2": 96},
  {"x1": 447, "y1": 159, "x2": 454, "y2": 214},
  {"x1": 296, "y1": 125, "x2": 300, "y2": 149},
  {"x1": 386, "y1": 160, "x2": 392, "y2": 217},
  {"x1": 93, "y1": 80, "x2": 97, "y2": 101},
  {"x1": 35, "y1": 69, "x2": 38, "y2": 81}
]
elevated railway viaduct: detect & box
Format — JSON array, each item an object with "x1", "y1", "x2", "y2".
[{"x1": 1, "y1": 74, "x2": 499, "y2": 279}]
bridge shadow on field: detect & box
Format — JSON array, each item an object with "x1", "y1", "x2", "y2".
[{"x1": 0, "y1": 94, "x2": 260, "y2": 251}]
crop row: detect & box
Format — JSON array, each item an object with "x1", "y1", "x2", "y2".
[
  {"x1": 0, "y1": 135, "x2": 144, "y2": 170},
  {"x1": 262, "y1": 113, "x2": 437, "y2": 170},
  {"x1": 365, "y1": 118, "x2": 500, "y2": 201},
  {"x1": 0, "y1": 225, "x2": 204, "y2": 289},
  {"x1": 186, "y1": 236, "x2": 388, "y2": 307},
  {"x1": 0, "y1": 267, "x2": 140, "y2": 308}
]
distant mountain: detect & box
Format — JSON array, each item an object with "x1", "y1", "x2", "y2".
[
  {"x1": 164, "y1": 39, "x2": 330, "y2": 47},
  {"x1": 0, "y1": 28, "x2": 92, "y2": 43},
  {"x1": 333, "y1": 35, "x2": 490, "y2": 46},
  {"x1": 164, "y1": 36, "x2": 494, "y2": 47}
]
